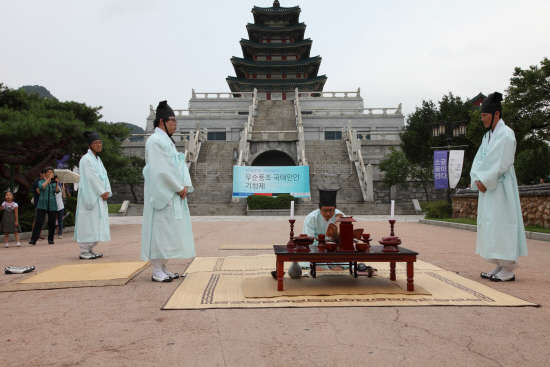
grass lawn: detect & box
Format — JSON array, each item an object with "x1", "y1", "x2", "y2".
[
  {"x1": 426, "y1": 217, "x2": 550, "y2": 234},
  {"x1": 108, "y1": 203, "x2": 122, "y2": 214}
]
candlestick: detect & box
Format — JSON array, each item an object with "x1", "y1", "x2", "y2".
[
  {"x1": 390, "y1": 200, "x2": 395, "y2": 220},
  {"x1": 389, "y1": 219, "x2": 396, "y2": 237},
  {"x1": 287, "y1": 219, "x2": 296, "y2": 249},
  {"x1": 290, "y1": 201, "x2": 295, "y2": 219}
]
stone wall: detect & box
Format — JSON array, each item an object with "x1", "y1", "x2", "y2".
[{"x1": 452, "y1": 184, "x2": 550, "y2": 228}]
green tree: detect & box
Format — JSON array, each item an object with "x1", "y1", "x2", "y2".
[
  {"x1": 505, "y1": 57, "x2": 550, "y2": 146},
  {"x1": 514, "y1": 142, "x2": 550, "y2": 185},
  {"x1": 379, "y1": 147, "x2": 434, "y2": 200},
  {"x1": 109, "y1": 156, "x2": 145, "y2": 203},
  {"x1": 0, "y1": 84, "x2": 130, "y2": 203}
]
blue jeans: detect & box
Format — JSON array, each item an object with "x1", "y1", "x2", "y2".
[{"x1": 56, "y1": 209, "x2": 64, "y2": 235}]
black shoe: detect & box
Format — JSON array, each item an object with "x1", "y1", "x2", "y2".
[
  {"x1": 271, "y1": 270, "x2": 286, "y2": 279},
  {"x1": 48, "y1": 241, "x2": 54, "y2": 245},
  {"x1": 28, "y1": 241, "x2": 36, "y2": 245},
  {"x1": 79, "y1": 252, "x2": 98, "y2": 260},
  {"x1": 152, "y1": 274, "x2": 172, "y2": 282},
  {"x1": 480, "y1": 272, "x2": 492, "y2": 279},
  {"x1": 490, "y1": 274, "x2": 515, "y2": 282}
]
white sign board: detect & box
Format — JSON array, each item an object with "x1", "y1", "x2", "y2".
[{"x1": 448, "y1": 150, "x2": 464, "y2": 189}]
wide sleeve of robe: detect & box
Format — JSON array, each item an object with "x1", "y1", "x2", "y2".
[
  {"x1": 141, "y1": 133, "x2": 195, "y2": 261},
  {"x1": 72, "y1": 152, "x2": 111, "y2": 243},
  {"x1": 470, "y1": 132, "x2": 516, "y2": 191},
  {"x1": 80, "y1": 154, "x2": 110, "y2": 210},
  {"x1": 143, "y1": 137, "x2": 185, "y2": 210},
  {"x1": 470, "y1": 125, "x2": 527, "y2": 261}
]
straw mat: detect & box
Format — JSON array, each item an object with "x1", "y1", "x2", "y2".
[
  {"x1": 0, "y1": 259, "x2": 149, "y2": 292},
  {"x1": 164, "y1": 255, "x2": 538, "y2": 309},
  {"x1": 242, "y1": 276, "x2": 431, "y2": 297},
  {"x1": 218, "y1": 244, "x2": 274, "y2": 250}
]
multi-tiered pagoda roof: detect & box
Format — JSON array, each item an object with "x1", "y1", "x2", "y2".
[{"x1": 226, "y1": 0, "x2": 327, "y2": 100}]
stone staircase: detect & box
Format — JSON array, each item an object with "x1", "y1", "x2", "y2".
[
  {"x1": 254, "y1": 100, "x2": 297, "y2": 131},
  {"x1": 305, "y1": 140, "x2": 363, "y2": 204},
  {"x1": 250, "y1": 100, "x2": 299, "y2": 141},
  {"x1": 186, "y1": 140, "x2": 247, "y2": 215}
]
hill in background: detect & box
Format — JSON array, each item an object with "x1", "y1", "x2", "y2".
[
  {"x1": 114, "y1": 122, "x2": 144, "y2": 135},
  {"x1": 19, "y1": 85, "x2": 146, "y2": 133},
  {"x1": 20, "y1": 85, "x2": 55, "y2": 99}
]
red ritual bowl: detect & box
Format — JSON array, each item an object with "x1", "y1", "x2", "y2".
[
  {"x1": 325, "y1": 242, "x2": 337, "y2": 251},
  {"x1": 355, "y1": 242, "x2": 368, "y2": 252}
]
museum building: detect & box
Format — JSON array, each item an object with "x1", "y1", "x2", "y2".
[{"x1": 119, "y1": 1, "x2": 443, "y2": 215}]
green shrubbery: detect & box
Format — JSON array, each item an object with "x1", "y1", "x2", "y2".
[
  {"x1": 246, "y1": 194, "x2": 295, "y2": 210},
  {"x1": 420, "y1": 200, "x2": 453, "y2": 219}
]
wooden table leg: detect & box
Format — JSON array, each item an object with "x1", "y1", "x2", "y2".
[
  {"x1": 390, "y1": 262, "x2": 396, "y2": 281},
  {"x1": 277, "y1": 260, "x2": 284, "y2": 291},
  {"x1": 407, "y1": 261, "x2": 414, "y2": 291}
]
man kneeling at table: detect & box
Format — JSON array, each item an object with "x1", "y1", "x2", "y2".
[{"x1": 300, "y1": 188, "x2": 349, "y2": 272}]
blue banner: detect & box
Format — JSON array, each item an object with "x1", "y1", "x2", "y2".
[
  {"x1": 233, "y1": 166, "x2": 310, "y2": 198},
  {"x1": 56, "y1": 155, "x2": 70, "y2": 169},
  {"x1": 434, "y1": 151, "x2": 448, "y2": 189}
]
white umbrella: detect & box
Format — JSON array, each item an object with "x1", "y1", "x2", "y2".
[{"x1": 54, "y1": 169, "x2": 80, "y2": 183}]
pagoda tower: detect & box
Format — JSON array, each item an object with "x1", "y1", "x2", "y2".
[{"x1": 226, "y1": 0, "x2": 327, "y2": 100}]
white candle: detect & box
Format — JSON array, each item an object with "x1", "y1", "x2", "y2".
[
  {"x1": 391, "y1": 200, "x2": 395, "y2": 219},
  {"x1": 290, "y1": 201, "x2": 295, "y2": 219}
]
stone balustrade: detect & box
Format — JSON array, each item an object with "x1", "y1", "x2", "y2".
[
  {"x1": 303, "y1": 105, "x2": 403, "y2": 116},
  {"x1": 174, "y1": 109, "x2": 249, "y2": 117},
  {"x1": 452, "y1": 184, "x2": 550, "y2": 228},
  {"x1": 297, "y1": 89, "x2": 361, "y2": 98},
  {"x1": 248, "y1": 130, "x2": 299, "y2": 141},
  {"x1": 191, "y1": 90, "x2": 255, "y2": 99}
]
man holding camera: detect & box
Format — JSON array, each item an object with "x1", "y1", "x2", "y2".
[
  {"x1": 29, "y1": 167, "x2": 59, "y2": 245},
  {"x1": 73, "y1": 131, "x2": 112, "y2": 260}
]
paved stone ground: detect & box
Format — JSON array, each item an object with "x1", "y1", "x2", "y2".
[{"x1": 0, "y1": 216, "x2": 549, "y2": 366}]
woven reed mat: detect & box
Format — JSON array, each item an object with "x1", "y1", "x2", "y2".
[
  {"x1": 164, "y1": 255, "x2": 537, "y2": 309},
  {"x1": 0, "y1": 259, "x2": 149, "y2": 292},
  {"x1": 243, "y1": 276, "x2": 431, "y2": 297},
  {"x1": 218, "y1": 244, "x2": 274, "y2": 250}
]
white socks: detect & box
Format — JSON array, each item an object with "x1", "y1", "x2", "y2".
[
  {"x1": 4, "y1": 243, "x2": 8, "y2": 248},
  {"x1": 488, "y1": 266, "x2": 502, "y2": 276},
  {"x1": 495, "y1": 268, "x2": 515, "y2": 278},
  {"x1": 162, "y1": 264, "x2": 175, "y2": 277},
  {"x1": 150, "y1": 259, "x2": 169, "y2": 279}
]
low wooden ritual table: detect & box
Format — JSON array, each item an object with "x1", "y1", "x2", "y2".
[{"x1": 273, "y1": 245, "x2": 418, "y2": 292}]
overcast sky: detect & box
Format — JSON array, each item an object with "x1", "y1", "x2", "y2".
[{"x1": 2, "y1": 0, "x2": 549, "y2": 129}]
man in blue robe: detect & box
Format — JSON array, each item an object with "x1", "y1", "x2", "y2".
[
  {"x1": 141, "y1": 101, "x2": 195, "y2": 282},
  {"x1": 470, "y1": 92, "x2": 528, "y2": 282},
  {"x1": 73, "y1": 131, "x2": 111, "y2": 259},
  {"x1": 301, "y1": 188, "x2": 346, "y2": 271}
]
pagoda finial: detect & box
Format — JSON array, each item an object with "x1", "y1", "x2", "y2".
[{"x1": 273, "y1": 0, "x2": 280, "y2": 8}]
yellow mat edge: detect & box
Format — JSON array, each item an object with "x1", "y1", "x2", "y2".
[{"x1": 0, "y1": 260, "x2": 150, "y2": 292}]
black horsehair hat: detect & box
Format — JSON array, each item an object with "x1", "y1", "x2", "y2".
[
  {"x1": 83, "y1": 131, "x2": 101, "y2": 144},
  {"x1": 318, "y1": 187, "x2": 339, "y2": 207},
  {"x1": 481, "y1": 92, "x2": 503, "y2": 114},
  {"x1": 156, "y1": 100, "x2": 176, "y2": 122}
]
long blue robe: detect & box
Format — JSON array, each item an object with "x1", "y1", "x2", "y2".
[
  {"x1": 73, "y1": 150, "x2": 111, "y2": 243},
  {"x1": 300, "y1": 209, "x2": 344, "y2": 268},
  {"x1": 140, "y1": 128, "x2": 195, "y2": 261},
  {"x1": 470, "y1": 120, "x2": 528, "y2": 262},
  {"x1": 302, "y1": 209, "x2": 345, "y2": 243}
]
